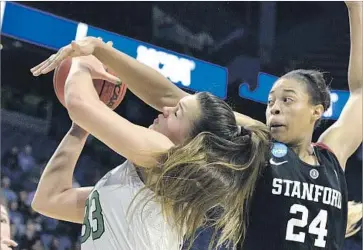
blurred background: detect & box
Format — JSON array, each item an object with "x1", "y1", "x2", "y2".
[{"x1": 0, "y1": 1, "x2": 361, "y2": 250}]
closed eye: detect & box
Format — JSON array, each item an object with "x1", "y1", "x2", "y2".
[{"x1": 283, "y1": 97, "x2": 294, "y2": 103}]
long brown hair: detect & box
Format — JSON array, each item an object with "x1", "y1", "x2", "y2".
[
  {"x1": 141, "y1": 92, "x2": 271, "y2": 249},
  {"x1": 346, "y1": 201, "x2": 362, "y2": 238}
]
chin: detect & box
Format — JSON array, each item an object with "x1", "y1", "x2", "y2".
[
  {"x1": 149, "y1": 124, "x2": 166, "y2": 135},
  {"x1": 271, "y1": 133, "x2": 287, "y2": 143}
]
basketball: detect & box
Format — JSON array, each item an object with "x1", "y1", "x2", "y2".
[{"x1": 53, "y1": 58, "x2": 127, "y2": 110}]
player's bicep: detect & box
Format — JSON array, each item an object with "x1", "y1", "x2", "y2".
[
  {"x1": 36, "y1": 187, "x2": 92, "y2": 224},
  {"x1": 318, "y1": 94, "x2": 362, "y2": 168}
]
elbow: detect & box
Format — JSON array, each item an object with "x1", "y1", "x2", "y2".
[
  {"x1": 65, "y1": 92, "x2": 88, "y2": 123},
  {"x1": 64, "y1": 76, "x2": 88, "y2": 119},
  {"x1": 65, "y1": 91, "x2": 83, "y2": 111},
  {"x1": 31, "y1": 202, "x2": 41, "y2": 214},
  {"x1": 65, "y1": 87, "x2": 102, "y2": 126},
  {"x1": 31, "y1": 194, "x2": 47, "y2": 215},
  {"x1": 31, "y1": 192, "x2": 59, "y2": 217}
]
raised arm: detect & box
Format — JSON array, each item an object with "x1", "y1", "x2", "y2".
[
  {"x1": 31, "y1": 37, "x2": 263, "y2": 128},
  {"x1": 32, "y1": 124, "x2": 92, "y2": 224},
  {"x1": 318, "y1": 2, "x2": 362, "y2": 168},
  {"x1": 64, "y1": 56, "x2": 174, "y2": 167},
  {"x1": 93, "y1": 41, "x2": 264, "y2": 128},
  {"x1": 93, "y1": 41, "x2": 189, "y2": 111}
]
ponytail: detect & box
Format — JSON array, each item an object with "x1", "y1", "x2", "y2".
[
  {"x1": 346, "y1": 201, "x2": 362, "y2": 238},
  {"x1": 141, "y1": 123, "x2": 270, "y2": 249}
]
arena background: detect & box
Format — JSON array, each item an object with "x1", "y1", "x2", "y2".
[{"x1": 0, "y1": 1, "x2": 361, "y2": 250}]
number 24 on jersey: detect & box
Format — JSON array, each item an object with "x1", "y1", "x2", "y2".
[{"x1": 285, "y1": 204, "x2": 328, "y2": 248}]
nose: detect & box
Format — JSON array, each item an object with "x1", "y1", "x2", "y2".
[
  {"x1": 269, "y1": 102, "x2": 281, "y2": 115},
  {"x1": 162, "y1": 106, "x2": 174, "y2": 118}
]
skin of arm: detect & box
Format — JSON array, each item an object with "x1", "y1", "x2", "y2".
[
  {"x1": 32, "y1": 124, "x2": 93, "y2": 224},
  {"x1": 318, "y1": 5, "x2": 362, "y2": 168},
  {"x1": 93, "y1": 41, "x2": 265, "y2": 128}
]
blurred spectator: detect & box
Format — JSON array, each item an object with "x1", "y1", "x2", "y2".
[
  {"x1": 2, "y1": 146, "x2": 19, "y2": 170},
  {"x1": 8, "y1": 200, "x2": 25, "y2": 235},
  {"x1": 1, "y1": 177, "x2": 17, "y2": 203},
  {"x1": 49, "y1": 237, "x2": 60, "y2": 250},
  {"x1": 18, "y1": 145, "x2": 36, "y2": 172},
  {"x1": 27, "y1": 191, "x2": 36, "y2": 207},
  {"x1": 58, "y1": 234, "x2": 72, "y2": 250},
  {"x1": 41, "y1": 216, "x2": 59, "y2": 233},
  {"x1": 18, "y1": 219, "x2": 41, "y2": 250},
  {"x1": 22, "y1": 163, "x2": 42, "y2": 192},
  {"x1": 18, "y1": 191, "x2": 31, "y2": 216},
  {"x1": 32, "y1": 239, "x2": 45, "y2": 250}
]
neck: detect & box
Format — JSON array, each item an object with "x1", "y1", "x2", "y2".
[{"x1": 288, "y1": 136, "x2": 314, "y2": 160}]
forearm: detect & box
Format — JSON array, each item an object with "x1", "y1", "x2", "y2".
[
  {"x1": 347, "y1": 6, "x2": 362, "y2": 93},
  {"x1": 234, "y1": 111, "x2": 266, "y2": 128},
  {"x1": 93, "y1": 41, "x2": 188, "y2": 111},
  {"x1": 32, "y1": 126, "x2": 88, "y2": 208}
]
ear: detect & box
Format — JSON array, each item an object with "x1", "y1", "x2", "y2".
[{"x1": 312, "y1": 104, "x2": 325, "y2": 122}]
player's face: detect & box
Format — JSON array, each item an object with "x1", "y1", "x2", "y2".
[
  {"x1": 266, "y1": 78, "x2": 322, "y2": 144},
  {"x1": 1, "y1": 204, "x2": 11, "y2": 241},
  {"x1": 150, "y1": 95, "x2": 201, "y2": 144}
]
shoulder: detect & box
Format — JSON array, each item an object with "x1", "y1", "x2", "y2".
[
  {"x1": 313, "y1": 142, "x2": 344, "y2": 173},
  {"x1": 313, "y1": 142, "x2": 337, "y2": 160}
]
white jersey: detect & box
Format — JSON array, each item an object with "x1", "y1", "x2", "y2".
[{"x1": 80, "y1": 161, "x2": 182, "y2": 250}]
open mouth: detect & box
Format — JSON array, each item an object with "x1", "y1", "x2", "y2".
[{"x1": 269, "y1": 123, "x2": 285, "y2": 131}]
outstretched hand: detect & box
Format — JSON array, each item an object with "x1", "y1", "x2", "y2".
[
  {"x1": 30, "y1": 36, "x2": 120, "y2": 85},
  {"x1": 30, "y1": 36, "x2": 105, "y2": 76}
]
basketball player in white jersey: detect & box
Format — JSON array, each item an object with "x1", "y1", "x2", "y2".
[{"x1": 31, "y1": 54, "x2": 270, "y2": 249}]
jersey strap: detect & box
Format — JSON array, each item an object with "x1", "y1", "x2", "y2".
[{"x1": 312, "y1": 142, "x2": 333, "y2": 154}]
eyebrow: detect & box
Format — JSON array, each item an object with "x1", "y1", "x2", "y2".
[
  {"x1": 269, "y1": 89, "x2": 297, "y2": 95},
  {"x1": 283, "y1": 89, "x2": 298, "y2": 94}
]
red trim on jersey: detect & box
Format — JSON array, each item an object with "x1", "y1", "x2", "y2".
[
  {"x1": 312, "y1": 142, "x2": 333, "y2": 153},
  {"x1": 312, "y1": 143, "x2": 344, "y2": 172}
]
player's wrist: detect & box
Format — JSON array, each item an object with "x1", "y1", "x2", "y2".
[
  {"x1": 70, "y1": 123, "x2": 89, "y2": 138},
  {"x1": 92, "y1": 38, "x2": 107, "y2": 58},
  {"x1": 69, "y1": 58, "x2": 92, "y2": 75}
]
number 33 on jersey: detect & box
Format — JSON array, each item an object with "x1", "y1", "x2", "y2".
[{"x1": 81, "y1": 190, "x2": 105, "y2": 243}]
